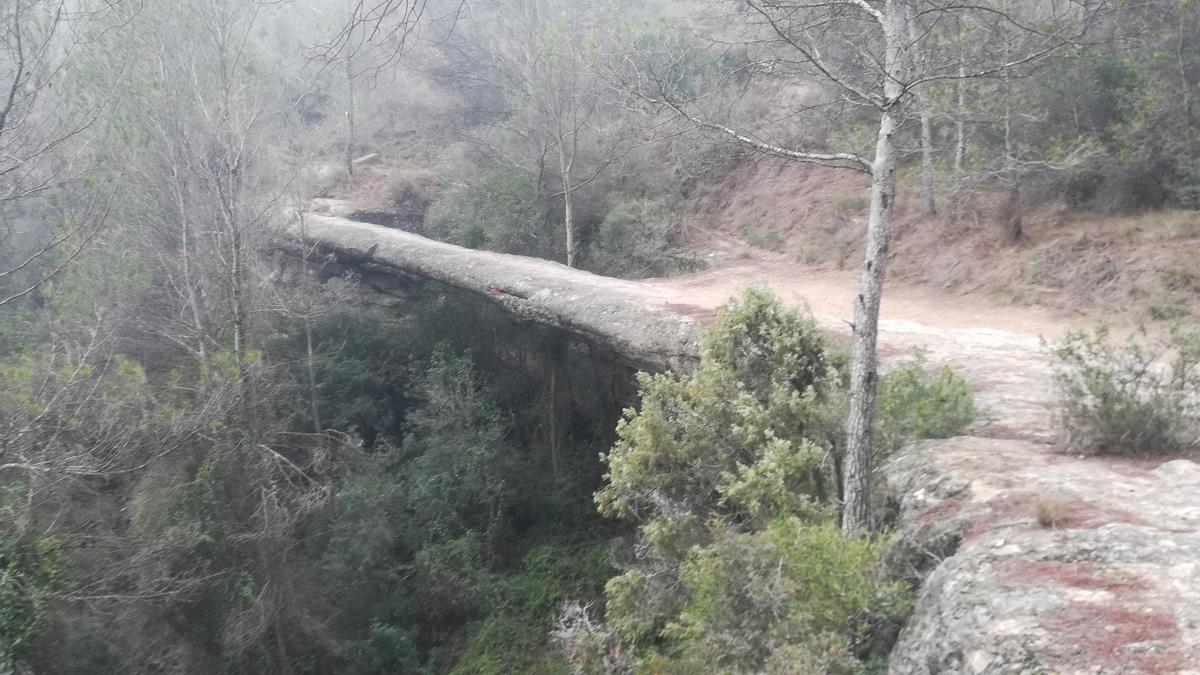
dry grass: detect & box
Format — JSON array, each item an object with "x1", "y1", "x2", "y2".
[{"x1": 1033, "y1": 496, "x2": 1068, "y2": 528}]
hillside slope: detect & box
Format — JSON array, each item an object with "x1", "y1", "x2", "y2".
[{"x1": 680, "y1": 160, "x2": 1200, "y2": 323}]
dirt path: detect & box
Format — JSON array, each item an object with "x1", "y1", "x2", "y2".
[
  {"x1": 642, "y1": 244, "x2": 1077, "y2": 442},
  {"x1": 640, "y1": 245, "x2": 1200, "y2": 673}
]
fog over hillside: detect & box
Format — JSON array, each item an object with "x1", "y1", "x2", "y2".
[{"x1": 0, "y1": 0, "x2": 1197, "y2": 672}]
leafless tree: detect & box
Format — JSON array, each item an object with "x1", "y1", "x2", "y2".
[
  {"x1": 0, "y1": 0, "x2": 127, "y2": 307},
  {"x1": 309, "y1": 0, "x2": 435, "y2": 181},
  {"x1": 631, "y1": 0, "x2": 1103, "y2": 530},
  {"x1": 447, "y1": 0, "x2": 638, "y2": 266}
]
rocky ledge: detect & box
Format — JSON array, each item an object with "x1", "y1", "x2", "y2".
[{"x1": 886, "y1": 437, "x2": 1200, "y2": 674}]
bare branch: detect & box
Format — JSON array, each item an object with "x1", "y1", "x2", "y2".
[{"x1": 645, "y1": 79, "x2": 872, "y2": 173}]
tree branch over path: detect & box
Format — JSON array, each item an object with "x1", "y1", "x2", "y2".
[
  {"x1": 617, "y1": 0, "x2": 1105, "y2": 531},
  {"x1": 654, "y1": 88, "x2": 873, "y2": 172}
]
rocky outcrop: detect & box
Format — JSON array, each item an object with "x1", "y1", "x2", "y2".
[
  {"x1": 279, "y1": 211, "x2": 703, "y2": 371},
  {"x1": 886, "y1": 439, "x2": 1200, "y2": 674}
]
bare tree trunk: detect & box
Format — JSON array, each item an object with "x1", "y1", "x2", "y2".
[
  {"x1": 1001, "y1": 8, "x2": 1022, "y2": 244},
  {"x1": 955, "y1": 62, "x2": 966, "y2": 174},
  {"x1": 557, "y1": 141, "x2": 577, "y2": 267},
  {"x1": 218, "y1": 177, "x2": 253, "y2": 424},
  {"x1": 919, "y1": 110, "x2": 936, "y2": 216},
  {"x1": 345, "y1": 54, "x2": 356, "y2": 182},
  {"x1": 954, "y1": 22, "x2": 967, "y2": 174},
  {"x1": 274, "y1": 618, "x2": 294, "y2": 675},
  {"x1": 562, "y1": 186, "x2": 576, "y2": 267},
  {"x1": 549, "y1": 364, "x2": 560, "y2": 478},
  {"x1": 304, "y1": 317, "x2": 322, "y2": 433},
  {"x1": 1178, "y1": 8, "x2": 1191, "y2": 126},
  {"x1": 174, "y1": 175, "x2": 209, "y2": 360},
  {"x1": 908, "y1": 8, "x2": 936, "y2": 217},
  {"x1": 1002, "y1": 182, "x2": 1023, "y2": 243},
  {"x1": 842, "y1": 0, "x2": 907, "y2": 533}
]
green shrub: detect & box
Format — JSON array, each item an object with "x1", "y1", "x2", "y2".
[
  {"x1": 1052, "y1": 325, "x2": 1200, "y2": 455},
  {"x1": 876, "y1": 356, "x2": 976, "y2": 458},
  {"x1": 350, "y1": 622, "x2": 423, "y2": 675},
  {"x1": 593, "y1": 519, "x2": 909, "y2": 674},
  {"x1": 596, "y1": 288, "x2": 845, "y2": 528},
  {"x1": 0, "y1": 534, "x2": 64, "y2": 672},
  {"x1": 425, "y1": 168, "x2": 550, "y2": 256},
  {"x1": 570, "y1": 290, "x2": 911, "y2": 673},
  {"x1": 593, "y1": 196, "x2": 692, "y2": 278},
  {"x1": 450, "y1": 613, "x2": 572, "y2": 675},
  {"x1": 443, "y1": 543, "x2": 612, "y2": 675},
  {"x1": 665, "y1": 518, "x2": 909, "y2": 673}
]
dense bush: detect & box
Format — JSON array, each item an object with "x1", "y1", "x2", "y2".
[
  {"x1": 660, "y1": 518, "x2": 909, "y2": 674},
  {"x1": 1052, "y1": 325, "x2": 1200, "y2": 455},
  {"x1": 566, "y1": 290, "x2": 910, "y2": 673},
  {"x1": 875, "y1": 356, "x2": 976, "y2": 458},
  {"x1": 423, "y1": 144, "x2": 697, "y2": 277},
  {"x1": 308, "y1": 337, "x2": 621, "y2": 674},
  {"x1": 584, "y1": 149, "x2": 697, "y2": 278},
  {"x1": 424, "y1": 168, "x2": 551, "y2": 256},
  {"x1": 593, "y1": 196, "x2": 692, "y2": 278},
  {"x1": 597, "y1": 288, "x2": 846, "y2": 526},
  {"x1": 264, "y1": 312, "x2": 412, "y2": 443},
  {"x1": 0, "y1": 534, "x2": 63, "y2": 672}
]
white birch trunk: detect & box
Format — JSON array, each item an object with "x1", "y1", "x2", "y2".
[
  {"x1": 955, "y1": 61, "x2": 966, "y2": 174},
  {"x1": 920, "y1": 110, "x2": 936, "y2": 216},
  {"x1": 345, "y1": 54, "x2": 356, "y2": 182},
  {"x1": 557, "y1": 139, "x2": 577, "y2": 267},
  {"x1": 842, "y1": 0, "x2": 907, "y2": 533}
]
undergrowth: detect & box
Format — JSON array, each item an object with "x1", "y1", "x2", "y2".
[
  {"x1": 1052, "y1": 324, "x2": 1200, "y2": 455},
  {"x1": 876, "y1": 354, "x2": 977, "y2": 459}
]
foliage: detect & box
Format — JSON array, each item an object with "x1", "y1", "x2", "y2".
[
  {"x1": 1052, "y1": 325, "x2": 1200, "y2": 455},
  {"x1": 16, "y1": 0, "x2": 1200, "y2": 670},
  {"x1": 264, "y1": 312, "x2": 412, "y2": 442},
  {"x1": 593, "y1": 196, "x2": 692, "y2": 278},
  {"x1": 586, "y1": 149, "x2": 697, "y2": 278},
  {"x1": 597, "y1": 288, "x2": 845, "y2": 529},
  {"x1": 576, "y1": 290, "x2": 910, "y2": 672},
  {"x1": 319, "y1": 341, "x2": 618, "y2": 674},
  {"x1": 425, "y1": 168, "x2": 550, "y2": 257},
  {"x1": 351, "y1": 621, "x2": 423, "y2": 675},
  {"x1": 401, "y1": 352, "x2": 515, "y2": 547},
  {"x1": 1001, "y1": 1, "x2": 1200, "y2": 210},
  {"x1": 661, "y1": 518, "x2": 909, "y2": 673},
  {"x1": 0, "y1": 534, "x2": 64, "y2": 672},
  {"x1": 875, "y1": 355, "x2": 976, "y2": 458}
]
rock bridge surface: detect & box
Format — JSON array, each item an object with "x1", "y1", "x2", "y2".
[{"x1": 286, "y1": 211, "x2": 702, "y2": 371}]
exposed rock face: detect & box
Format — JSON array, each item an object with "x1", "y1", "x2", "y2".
[
  {"x1": 887, "y1": 441, "x2": 1200, "y2": 674},
  {"x1": 280, "y1": 211, "x2": 703, "y2": 371},
  {"x1": 861, "y1": 313, "x2": 1200, "y2": 674}
]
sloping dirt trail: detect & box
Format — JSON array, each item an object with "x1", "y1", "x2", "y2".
[
  {"x1": 643, "y1": 245, "x2": 1073, "y2": 442},
  {"x1": 639, "y1": 248, "x2": 1200, "y2": 674}
]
